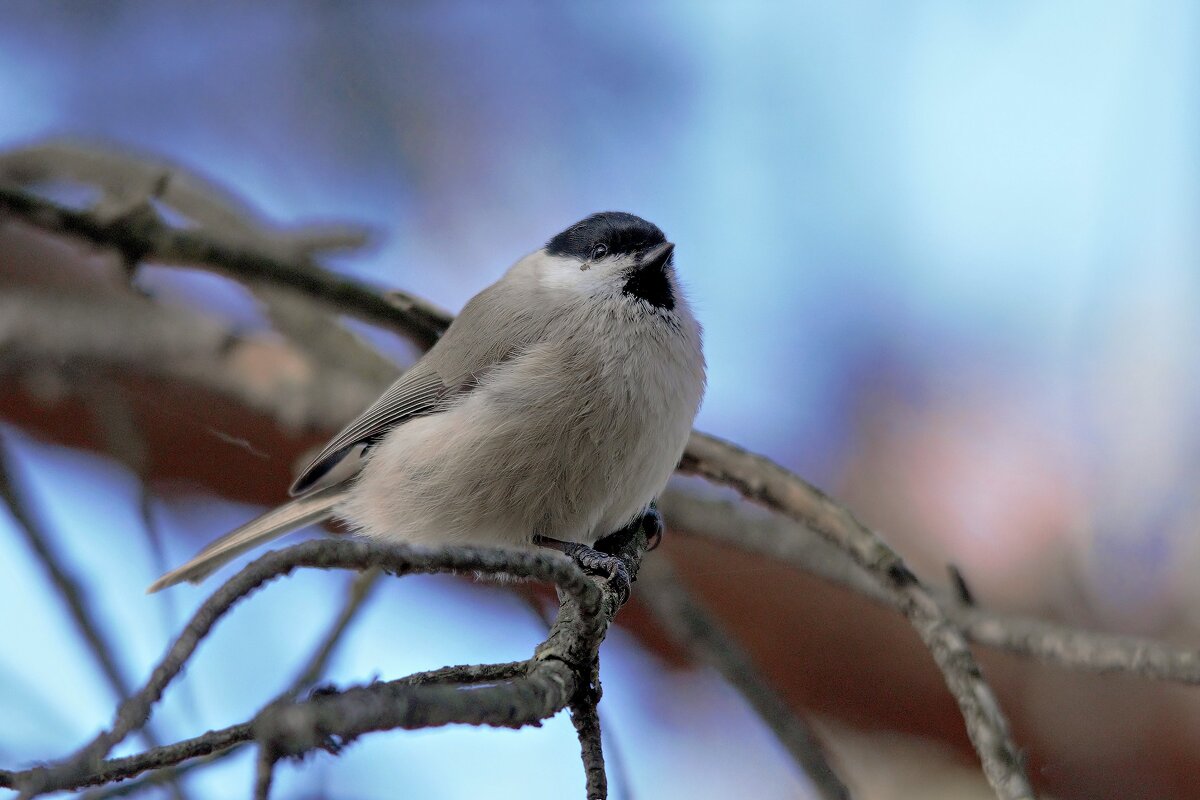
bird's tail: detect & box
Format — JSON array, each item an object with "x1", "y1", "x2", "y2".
[{"x1": 146, "y1": 484, "x2": 348, "y2": 593}]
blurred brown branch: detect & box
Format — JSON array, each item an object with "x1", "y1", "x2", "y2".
[
  {"x1": 0, "y1": 139, "x2": 372, "y2": 260},
  {"x1": 0, "y1": 180, "x2": 443, "y2": 348},
  {"x1": 660, "y1": 488, "x2": 1200, "y2": 684}
]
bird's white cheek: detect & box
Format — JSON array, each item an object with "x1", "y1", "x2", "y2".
[
  {"x1": 531, "y1": 252, "x2": 632, "y2": 297},
  {"x1": 536, "y1": 266, "x2": 608, "y2": 296}
]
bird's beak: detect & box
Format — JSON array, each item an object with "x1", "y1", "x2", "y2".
[{"x1": 641, "y1": 241, "x2": 675, "y2": 271}]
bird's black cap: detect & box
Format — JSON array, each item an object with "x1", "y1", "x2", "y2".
[{"x1": 546, "y1": 212, "x2": 666, "y2": 260}]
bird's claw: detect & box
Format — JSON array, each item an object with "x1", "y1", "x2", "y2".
[
  {"x1": 556, "y1": 541, "x2": 632, "y2": 606},
  {"x1": 537, "y1": 507, "x2": 662, "y2": 606}
]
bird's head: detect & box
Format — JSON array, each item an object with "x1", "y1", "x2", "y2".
[{"x1": 530, "y1": 211, "x2": 678, "y2": 312}]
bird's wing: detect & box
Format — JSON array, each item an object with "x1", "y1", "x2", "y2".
[
  {"x1": 289, "y1": 276, "x2": 550, "y2": 496},
  {"x1": 289, "y1": 369, "x2": 448, "y2": 495}
]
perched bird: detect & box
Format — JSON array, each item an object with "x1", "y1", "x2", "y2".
[{"x1": 148, "y1": 212, "x2": 705, "y2": 592}]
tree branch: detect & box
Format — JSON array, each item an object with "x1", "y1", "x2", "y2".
[
  {"x1": 0, "y1": 139, "x2": 371, "y2": 261},
  {"x1": 283, "y1": 567, "x2": 382, "y2": 699},
  {"x1": 50, "y1": 663, "x2": 532, "y2": 798},
  {"x1": 5, "y1": 519, "x2": 648, "y2": 797},
  {"x1": 678, "y1": 433, "x2": 1034, "y2": 799},
  {"x1": 0, "y1": 437, "x2": 188, "y2": 800},
  {"x1": 0, "y1": 185, "x2": 442, "y2": 348},
  {"x1": 638, "y1": 557, "x2": 851, "y2": 800},
  {"x1": 568, "y1": 662, "x2": 607, "y2": 800},
  {"x1": 660, "y1": 487, "x2": 1200, "y2": 684}
]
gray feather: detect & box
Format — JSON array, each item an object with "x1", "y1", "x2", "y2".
[
  {"x1": 289, "y1": 371, "x2": 447, "y2": 494},
  {"x1": 289, "y1": 276, "x2": 555, "y2": 495},
  {"x1": 145, "y1": 484, "x2": 346, "y2": 593}
]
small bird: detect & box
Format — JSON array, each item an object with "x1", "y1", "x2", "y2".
[{"x1": 148, "y1": 212, "x2": 706, "y2": 592}]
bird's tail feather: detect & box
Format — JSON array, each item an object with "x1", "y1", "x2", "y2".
[{"x1": 146, "y1": 485, "x2": 347, "y2": 593}]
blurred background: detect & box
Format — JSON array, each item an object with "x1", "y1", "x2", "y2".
[{"x1": 1, "y1": 2, "x2": 1198, "y2": 798}]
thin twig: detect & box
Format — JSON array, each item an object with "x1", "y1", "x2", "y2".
[
  {"x1": 252, "y1": 748, "x2": 275, "y2": 800},
  {"x1": 79, "y1": 744, "x2": 250, "y2": 800},
  {"x1": 0, "y1": 438, "x2": 137, "y2": 710},
  {"x1": 283, "y1": 568, "x2": 382, "y2": 698},
  {"x1": 42, "y1": 663, "x2": 531, "y2": 798},
  {"x1": 11, "y1": 724, "x2": 254, "y2": 795},
  {"x1": 638, "y1": 557, "x2": 851, "y2": 800},
  {"x1": 0, "y1": 436, "x2": 186, "y2": 800}
]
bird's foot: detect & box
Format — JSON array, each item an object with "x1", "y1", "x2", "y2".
[
  {"x1": 536, "y1": 537, "x2": 632, "y2": 605},
  {"x1": 536, "y1": 506, "x2": 662, "y2": 606}
]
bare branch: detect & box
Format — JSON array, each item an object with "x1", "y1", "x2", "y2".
[
  {"x1": 0, "y1": 139, "x2": 371, "y2": 260},
  {"x1": 7, "y1": 517, "x2": 648, "y2": 797},
  {"x1": 0, "y1": 185, "x2": 441, "y2": 348},
  {"x1": 22, "y1": 543, "x2": 593, "y2": 792},
  {"x1": 661, "y1": 487, "x2": 1200, "y2": 684},
  {"x1": 678, "y1": 433, "x2": 1035, "y2": 800},
  {"x1": 0, "y1": 436, "x2": 187, "y2": 800},
  {"x1": 568, "y1": 662, "x2": 607, "y2": 800},
  {"x1": 78, "y1": 736, "x2": 252, "y2": 800},
  {"x1": 30, "y1": 663, "x2": 531, "y2": 798},
  {"x1": 638, "y1": 557, "x2": 851, "y2": 800},
  {"x1": 283, "y1": 567, "x2": 382, "y2": 699},
  {"x1": 19, "y1": 724, "x2": 253, "y2": 795},
  {"x1": 252, "y1": 748, "x2": 275, "y2": 800}
]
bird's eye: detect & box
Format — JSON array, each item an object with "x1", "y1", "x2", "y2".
[{"x1": 590, "y1": 243, "x2": 608, "y2": 260}]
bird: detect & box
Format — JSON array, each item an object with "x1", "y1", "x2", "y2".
[{"x1": 148, "y1": 211, "x2": 706, "y2": 593}]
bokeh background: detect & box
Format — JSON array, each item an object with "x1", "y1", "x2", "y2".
[{"x1": 2, "y1": 2, "x2": 1199, "y2": 798}]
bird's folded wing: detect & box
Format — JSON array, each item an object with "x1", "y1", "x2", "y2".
[{"x1": 289, "y1": 370, "x2": 448, "y2": 495}]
